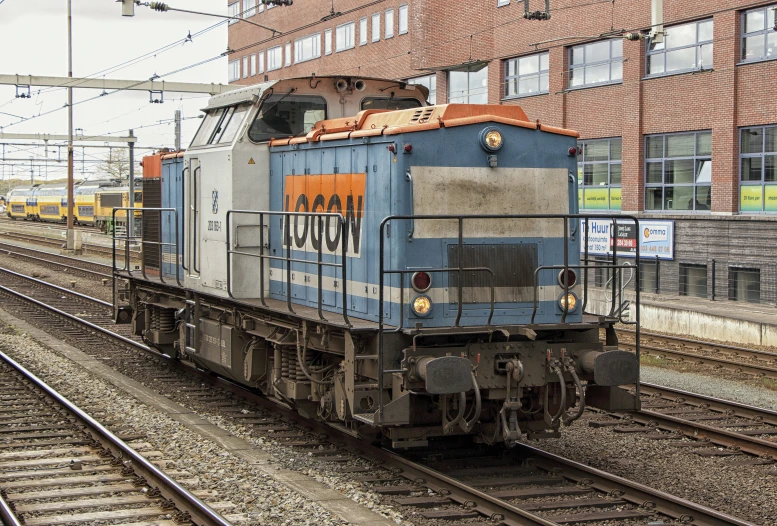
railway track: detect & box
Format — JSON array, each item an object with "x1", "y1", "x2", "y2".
[
  {"x1": 0, "y1": 350, "x2": 229, "y2": 526},
  {"x1": 0, "y1": 242, "x2": 113, "y2": 279},
  {"x1": 618, "y1": 328, "x2": 777, "y2": 379},
  {"x1": 0, "y1": 216, "x2": 99, "y2": 233},
  {"x1": 0, "y1": 230, "x2": 141, "y2": 260},
  {"x1": 590, "y1": 383, "x2": 777, "y2": 462},
  {"x1": 0, "y1": 266, "x2": 758, "y2": 526}
]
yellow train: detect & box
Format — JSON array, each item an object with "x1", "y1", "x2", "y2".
[{"x1": 4, "y1": 181, "x2": 140, "y2": 228}]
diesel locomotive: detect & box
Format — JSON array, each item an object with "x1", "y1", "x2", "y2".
[{"x1": 113, "y1": 76, "x2": 641, "y2": 448}]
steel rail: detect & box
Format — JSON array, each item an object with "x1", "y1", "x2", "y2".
[
  {"x1": 0, "y1": 266, "x2": 112, "y2": 308},
  {"x1": 619, "y1": 339, "x2": 777, "y2": 379},
  {"x1": 0, "y1": 349, "x2": 231, "y2": 526},
  {"x1": 0, "y1": 246, "x2": 112, "y2": 279},
  {"x1": 619, "y1": 327, "x2": 777, "y2": 362},
  {"x1": 0, "y1": 492, "x2": 22, "y2": 526},
  {"x1": 521, "y1": 443, "x2": 755, "y2": 526},
  {"x1": 0, "y1": 231, "x2": 141, "y2": 257},
  {"x1": 641, "y1": 382, "x2": 777, "y2": 426}
]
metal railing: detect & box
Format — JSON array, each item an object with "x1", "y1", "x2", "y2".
[
  {"x1": 374, "y1": 213, "x2": 642, "y2": 424},
  {"x1": 111, "y1": 207, "x2": 182, "y2": 304},
  {"x1": 225, "y1": 210, "x2": 351, "y2": 327}
]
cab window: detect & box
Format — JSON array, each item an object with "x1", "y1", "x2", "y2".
[
  {"x1": 191, "y1": 109, "x2": 224, "y2": 147},
  {"x1": 248, "y1": 95, "x2": 327, "y2": 143},
  {"x1": 361, "y1": 97, "x2": 422, "y2": 111}
]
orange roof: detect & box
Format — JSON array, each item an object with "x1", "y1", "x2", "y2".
[{"x1": 268, "y1": 104, "x2": 578, "y2": 147}]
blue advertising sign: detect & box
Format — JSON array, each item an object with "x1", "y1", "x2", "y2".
[{"x1": 580, "y1": 219, "x2": 674, "y2": 260}]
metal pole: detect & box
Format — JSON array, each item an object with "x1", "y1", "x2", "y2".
[
  {"x1": 128, "y1": 130, "x2": 135, "y2": 237},
  {"x1": 66, "y1": 0, "x2": 75, "y2": 250},
  {"x1": 711, "y1": 259, "x2": 716, "y2": 301},
  {"x1": 174, "y1": 110, "x2": 182, "y2": 151},
  {"x1": 29, "y1": 157, "x2": 33, "y2": 185}
]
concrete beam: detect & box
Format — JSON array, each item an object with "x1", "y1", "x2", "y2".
[
  {"x1": 0, "y1": 74, "x2": 239, "y2": 95},
  {"x1": 0, "y1": 133, "x2": 137, "y2": 143}
]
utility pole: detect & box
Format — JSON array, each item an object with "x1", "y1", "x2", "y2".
[
  {"x1": 66, "y1": 0, "x2": 75, "y2": 250},
  {"x1": 128, "y1": 129, "x2": 135, "y2": 236},
  {"x1": 174, "y1": 110, "x2": 182, "y2": 151},
  {"x1": 29, "y1": 158, "x2": 33, "y2": 185}
]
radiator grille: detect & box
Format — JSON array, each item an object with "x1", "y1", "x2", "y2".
[
  {"x1": 448, "y1": 243, "x2": 538, "y2": 303},
  {"x1": 143, "y1": 178, "x2": 162, "y2": 270}
]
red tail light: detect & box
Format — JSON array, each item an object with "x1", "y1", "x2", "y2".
[{"x1": 412, "y1": 271, "x2": 432, "y2": 292}]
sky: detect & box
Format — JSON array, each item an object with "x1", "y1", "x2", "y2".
[{"x1": 0, "y1": 0, "x2": 230, "y2": 184}]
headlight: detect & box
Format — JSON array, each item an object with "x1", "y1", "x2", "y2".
[
  {"x1": 479, "y1": 127, "x2": 504, "y2": 152},
  {"x1": 558, "y1": 292, "x2": 578, "y2": 313},
  {"x1": 411, "y1": 295, "x2": 432, "y2": 317}
]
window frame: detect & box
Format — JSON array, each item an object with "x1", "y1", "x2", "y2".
[
  {"x1": 577, "y1": 137, "x2": 623, "y2": 211},
  {"x1": 244, "y1": 0, "x2": 256, "y2": 17},
  {"x1": 739, "y1": 124, "x2": 777, "y2": 213},
  {"x1": 228, "y1": 59, "x2": 240, "y2": 82},
  {"x1": 257, "y1": 51, "x2": 265, "y2": 74},
  {"x1": 646, "y1": 19, "x2": 714, "y2": 77},
  {"x1": 267, "y1": 45, "x2": 282, "y2": 71},
  {"x1": 250, "y1": 54, "x2": 256, "y2": 76},
  {"x1": 407, "y1": 74, "x2": 437, "y2": 104},
  {"x1": 448, "y1": 65, "x2": 488, "y2": 104},
  {"x1": 498, "y1": 0, "x2": 510, "y2": 6},
  {"x1": 399, "y1": 4, "x2": 408, "y2": 35},
  {"x1": 385, "y1": 8, "x2": 395, "y2": 39},
  {"x1": 228, "y1": 2, "x2": 240, "y2": 24},
  {"x1": 242, "y1": 56, "x2": 249, "y2": 79},
  {"x1": 679, "y1": 263, "x2": 708, "y2": 298},
  {"x1": 372, "y1": 13, "x2": 381, "y2": 42},
  {"x1": 294, "y1": 34, "x2": 321, "y2": 64},
  {"x1": 359, "y1": 17, "x2": 368, "y2": 45},
  {"x1": 324, "y1": 29, "x2": 333, "y2": 55},
  {"x1": 568, "y1": 39, "x2": 623, "y2": 89},
  {"x1": 644, "y1": 130, "x2": 713, "y2": 213},
  {"x1": 504, "y1": 51, "x2": 549, "y2": 99},
  {"x1": 728, "y1": 266, "x2": 761, "y2": 303},
  {"x1": 335, "y1": 22, "x2": 355, "y2": 52},
  {"x1": 284, "y1": 42, "x2": 292, "y2": 67},
  {"x1": 740, "y1": 5, "x2": 777, "y2": 63}
]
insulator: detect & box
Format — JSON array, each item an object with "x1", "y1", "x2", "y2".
[
  {"x1": 149, "y1": 2, "x2": 169, "y2": 11},
  {"x1": 624, "y1": 32, "x2": 644, "y2": 41}
]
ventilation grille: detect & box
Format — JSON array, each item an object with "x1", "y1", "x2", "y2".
[
  {"x1": 447, "y1": 243, "x2": 539, "y2": 304},
  {"x1": 142, "y1": 178, "x2": 162, "y2": 270},
  {"x1": 410, "y1": 107, "x2": 435, "y2": 124}
]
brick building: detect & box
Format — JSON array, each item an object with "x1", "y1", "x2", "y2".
[{"x1": 227, "y1": 0, "x2": 777, "y2": 305}]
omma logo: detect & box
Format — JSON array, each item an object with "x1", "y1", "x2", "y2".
[{"x1": 643, "y1": 226, "x2": 668, "y2": 242}]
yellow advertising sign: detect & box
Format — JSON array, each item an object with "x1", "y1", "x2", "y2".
[
  {"x1": 609, "y1": 187, "x2": 622, "y2": 210},
  {"x1": 740, "y1": 186, "x2": 763, "y2": 212},
  {"x1": 583, "y1": 188, "x2": 609, "y2": 210},
  {"x1": 765, "y1": 185, "x2": 777, "y2": 212}
]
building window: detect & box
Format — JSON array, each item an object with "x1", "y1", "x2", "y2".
[
  {"x1": 267, "y1": 46, "x2": 282, "y2": 71},
  {"x1": 645, "y1": 131, "x2": 712, "y2": 212},
  {"x1": 498, "y1": 0, "x2": 510, "y2": 5},
  {"x1": 325, "y1": 29, "x2": 332, "y2": 55},
  {"x1": 295, "y1": 34, "x2": 320, "y2": 64},
  {"x1": 241, "y1": 56, "x2": 249, "y2": 78},
  {"x1": 742, "y1": 5, "x2": 776, "y2": 62},
  {"x1": 284, "y1": 42, "x2": 291, "y2": 66},
  {"x1": 448, "y1": 64, "x2": 488, "y2": 104},
  {"x1": 679, "y1": 263, "x2": 707, "y2": 298},
  {"x1": 407, "y1": 74, "x2": 436, "y2": 104},
  {"x1": 399, "y1": 4, "x2": 408, "y2": 34},
  {"x1": 504, "y1": 52, "x2": 549, "y2": 98},
  {"x1": 739, "y1": 125, "x2": 777, "y2": 212},
  {"x1": 228, "y1": 2, "x2": 240, "y2": 24},
  {"x1": 228, "y1": 60, "x2": 240, "y2": 82},
  {"x1": 244, "y1": 0, "x2": 256, "y2": 17},
  {"x1": 577, "y1": 138, "x2": 622, "y2": 211},
  {"x1": 729, "y1": 267, "x2": 760, "y2": 303},
  {"x1": 385, "y1": 9, "x2": 395, "y2": 38},
  {"x1": 336, "y1": 22, "x2": 355, "y2": 52},
  {"x1": 647, "y1": 19, "x2": 713, "y2": 76},
  {"x1": 258, "y1": 2, "x2": 264, "y2": 13},
  {"x1": 569, "y1": 39, "x2": 623, "y2": 88},
  {"x1": 249, "y1": 54, "x2": 256, "y2": 76},
  {"x1": 372, "y1": 13, "x2": 380, "y2": 42},
  {"x1": 359, "y1": 17, "x2": 368, "y2": 45},
  {"x1": 257, "y1": 51, "x2": 265, "y2": 74}
]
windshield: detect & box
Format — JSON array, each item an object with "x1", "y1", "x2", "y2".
[
  {"x1": 361, "y1": 97, "x2": 423, "y2": 111},
  {"x1": 248, "y1": 94, "x2": 327, "y2": 143}
]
